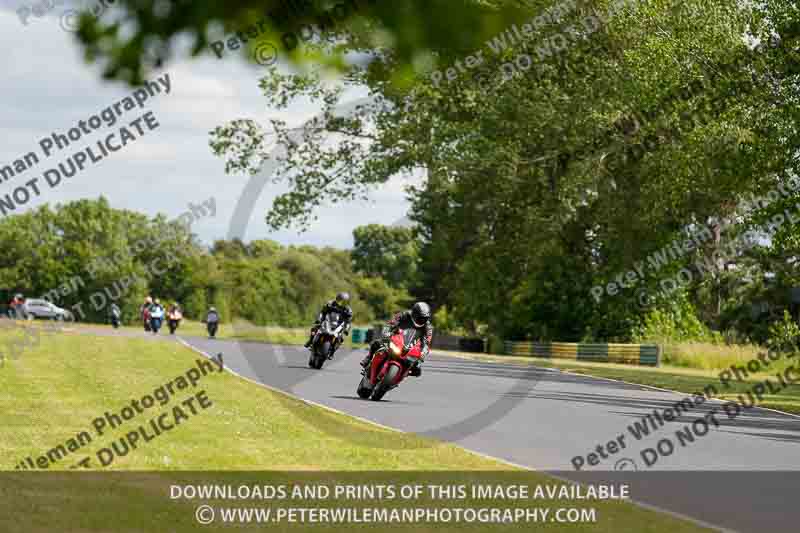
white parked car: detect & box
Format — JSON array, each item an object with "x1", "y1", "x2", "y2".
[{"x1": 23, "y1": 299, "x2": 73, "y2": 321}]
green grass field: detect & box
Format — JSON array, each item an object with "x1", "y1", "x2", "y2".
[
  {"x1": 0, "y1": 326, "x2": 711, "y2": 532},
  {"x1": 0, "y1": 330, "x2": 474, "y2": 471}
]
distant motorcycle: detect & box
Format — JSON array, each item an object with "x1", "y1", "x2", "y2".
[
  {"x1": 110, "y1": 308, "x2": 121, "y2": 329},
  {"x1": 357, "y1": 328, "x2": 423, "y2": 401},
  {"x1": 308, "y1": 311, "x2": 346, "y2": 370},
  {"x1": 167, "y1": 308, "x2": 182, "y2": 335},
  {"x1": 149, "y1": 306, "x2": 164, "y2": 334}
]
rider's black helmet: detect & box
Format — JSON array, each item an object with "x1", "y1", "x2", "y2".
[
  {"x1": 411, "y1": 302, "x2": 431, "y2": 327},
  {"x1": 335, "y1": 292, "x2": 350, "y2": 306}
]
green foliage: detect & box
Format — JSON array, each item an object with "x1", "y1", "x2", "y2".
[
  {"x1": 353, "y1": 276, "x2": 409, "y2": 322},
  {"x1": 183, "y1": 288, "x2": 210, "y2": 320},
  {"x1": 432, "y1": 304, "x2": 460, "y2": 335},
  {"x1": 0, "y1": 200, "x2": 406, "y2": 327},
  {"x1": 73, "y1": 0, "x2": 530, "y2": 85},
  {"x1": 214, "y1": 241, "x2": 409, "y2": 327},
  {"x1": 631, "y1": 297, "x2": 717, "y2": 344},
  {"x1": 352, "y1": 224, "x2": 419, "y2": 289},
  {"x1": 206, "y1": 0, "x2": 800, "y2": 344},
  {"x1": 486, "y1": 335, "x2": 506, "y2": 355},
  {"x1": 767, "y1": 310, "x2": 800, "y2": 353}
]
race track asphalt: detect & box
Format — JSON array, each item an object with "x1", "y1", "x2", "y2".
[{"x1": 175, "y1": 335, "x2": 800, "y2": 532}]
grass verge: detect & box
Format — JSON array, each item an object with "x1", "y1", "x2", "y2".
[
  {"x1": 0, "y1": 329, "x2": 711, "y2": 532},
  {"x1": 61, "y1": 319, "x2": 371, "y2": 349}
]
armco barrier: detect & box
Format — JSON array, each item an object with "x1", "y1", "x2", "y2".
[{"x1": 503, "y1": 341, "x2": 661, "y2": 366}]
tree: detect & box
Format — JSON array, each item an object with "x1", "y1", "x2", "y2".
[
  {"x1": 72, "y1": 0, "x2": 530, "y2": 84},
  {"x1": 352, "y1": 224, "x2": 418, "y2": 289},
  {"x1": 0, "y1": 200, "x2": 408, "y2": 326},
  {"x1": 208, "y1": 0, "x2": 800, "y2": 341}
]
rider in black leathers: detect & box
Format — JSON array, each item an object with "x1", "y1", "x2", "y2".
[
  {"x1": 360, "y1": 302, "x2": 433, "y2": 377},
  {"x1": 304, "y1": 292, "x2": 354, "y2": 351}
]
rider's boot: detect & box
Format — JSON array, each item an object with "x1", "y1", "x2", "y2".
[
  {"x1": 361, "y1": 340, "x2": 383, "y2": 371},
  {"x1": 359, "y1": 352, "x2": 375, "y2": 376},
  {"x1": 304, "y1": 328, "x2": 316, "y2": 349},
  {"x1": 360, "y1": 352, "x2": 372, "y2": 367}
]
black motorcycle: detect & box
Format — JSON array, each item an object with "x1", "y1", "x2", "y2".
[
  {"x1": 110, "y1": 308, "x2": 121, "y2": 329},
  {"x1": 308, "y1": 311, "x2": 346, "y2": 370}
]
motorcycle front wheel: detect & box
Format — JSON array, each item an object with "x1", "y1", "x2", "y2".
[
  {"x1": 312, "y1": 340, "x2": 330, "y2": 369},
  {"x1": 356, "y1": 375, "x2": 372, "y2": 398},
  {"x1": 371, "y1": 364, "x2": 400, "y2": 401}
]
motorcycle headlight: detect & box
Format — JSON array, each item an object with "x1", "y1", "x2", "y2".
[{"x1": 390, "y1": 342, "x2": 402, "y2": 356}]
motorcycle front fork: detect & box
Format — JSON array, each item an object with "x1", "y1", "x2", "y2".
[
  {"x1": 313, "y1": 335, "x2": 340, "y2": 358},
  {"x1": 327, "y1": 337, "x2": 341, "y2": 359}
]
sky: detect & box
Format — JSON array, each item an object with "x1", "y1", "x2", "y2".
[{"x1": 0, "y1": 0, "x2": 417, "y2": 249}]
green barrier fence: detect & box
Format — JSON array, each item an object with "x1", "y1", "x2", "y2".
[
  {"x1": 503, "y1": 341, "x2": 661, "y2": 366},
  {"x1": 351, "y1": 328, "x2": 366, "y2": 344}
]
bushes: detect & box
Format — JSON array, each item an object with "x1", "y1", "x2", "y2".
[
  {"x1": 631, "y1": 297, "x2": 716, "y2": 345},
  {"x1": 630, "y1": 295, "x2": 800, "y2": 369},
  {"x1": 767, "y1": 310, "x2": 800, "y2": 353},
  {"x1": 215, "y1": 242, "x2": 410, "y2": 327},
  {"x1": 432, "y1": 305, "x2": 460, "y2": 335},
  {"x1": 353, "y1": 277, "x2": 409, "y2": 322}
]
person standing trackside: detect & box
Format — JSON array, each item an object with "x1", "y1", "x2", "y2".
[{"x1": 9, "y1": 293, "x2": 26, "y2": 320}]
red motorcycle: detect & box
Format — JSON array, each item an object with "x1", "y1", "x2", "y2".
[{"x1": 357, "y1": 328, "x2": 423, "y2": 401}]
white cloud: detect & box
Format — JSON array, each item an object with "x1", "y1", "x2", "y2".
[{"x1": 0, "y1": 2, "x2": 413, "y2": 249}]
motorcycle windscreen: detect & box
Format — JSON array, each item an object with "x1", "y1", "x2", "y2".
[{"x1": 324, "y1": 312, "x2": 342, "y2": 332}]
